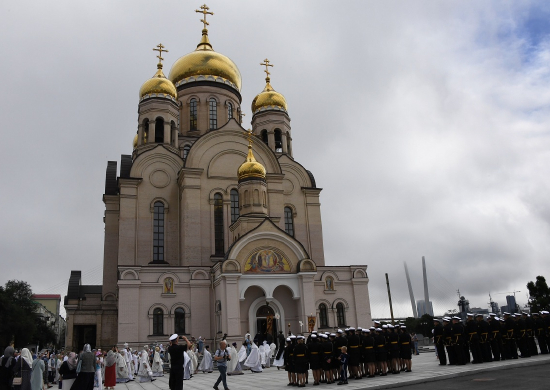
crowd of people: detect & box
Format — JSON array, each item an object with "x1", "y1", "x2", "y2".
[{"x1": 432, "y1": 311, "x2": 550, "y2": 366}]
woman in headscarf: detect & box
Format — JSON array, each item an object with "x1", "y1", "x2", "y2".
[
  {"x1": 58, "y1": 352, "x2": 78, "y2": 390},
  {"x1": 151, "y1": 347, "x2": 163, "y2": 377},
  {"x1": 30, "y1": 354, "x2": 45, "y2": 390},
  {"x1": 244, "y1": 342, "x2": 263, "y2": 373},
  {"x1": 103, "y1": 347, "x2": 117, "y2": 389},
  {"x1": 70, "y1": 344, "x2": 95, "y2": 390},
  {"x1": 0, "y1": 346, "x2": 16, "y2": 390},
  {"x1": 13, "y1": 348, "x2": 32, "y2": 390}
]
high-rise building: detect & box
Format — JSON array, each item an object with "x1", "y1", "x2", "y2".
[{"x1": 416, "y1": 300, "x2": 434, "y2": 317}]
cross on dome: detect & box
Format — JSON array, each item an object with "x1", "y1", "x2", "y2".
[
  {"x1": 196, "y1": 4, "x2": 214, "y2": 30},
  {"x1": 260, "y1": 58, "x2": 273, "y2": 81},
  {"x1": 153, "y1": 43, "x2": 168, "y2": 68}
]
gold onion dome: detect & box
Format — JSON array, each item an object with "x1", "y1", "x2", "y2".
[
  {"x1": 251, "y1": 59, "x2": 287, "y2": 114},
  {"x1": 168, "y1": 29, "x2": 242, "y2": 91},
  {"x1": 139, "y1": 64, "x2": 177, "y2": 99},
  {"x1": 238, "y1": 131, "x2": 266, "y2": 181}
]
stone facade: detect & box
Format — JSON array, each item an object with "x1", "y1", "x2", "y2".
[{"x1": 64, "y1": 24, "x2": 372, "y2": 351}]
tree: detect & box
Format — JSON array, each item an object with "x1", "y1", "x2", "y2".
[{"x1": 527, "y1": 275, "x2": 550, "y2": 312}]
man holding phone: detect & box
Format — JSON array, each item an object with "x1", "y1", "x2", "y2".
[{"x1": 213, "y1": 340, "x2": 231, "y2": 390}]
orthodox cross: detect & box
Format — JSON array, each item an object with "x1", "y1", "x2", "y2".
[
  {"x1": 246, "y1": 129, "x2": 254, "y2": 146},
  {"x1": 153, "y1": 43, "x2": 168, "y2": 65},
  {"x1": 260, "y1": 58, "x2": 273, "y2": 78},
  {"x1": 196, "y1": 4, "x2": 213, "y2": 29}
]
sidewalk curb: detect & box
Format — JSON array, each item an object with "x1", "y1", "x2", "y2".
[{"x1": 355, "y1": 355, "x2": 550, "y2": 390}]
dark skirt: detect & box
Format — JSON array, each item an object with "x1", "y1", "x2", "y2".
[
  {"x1": 400, "y1": 347, "x2": 412, "y2": 360},
  {"x1": 309, "y1": 361, "x2": 321, "y2": 370},
  {"x1": 70, "y1": 372, "x2": 94, "y2": 390},
  {"x1": 294, "y1": 362, "x2": 308, "y2": 374},
  {"x1": 322, "y1": 357, "x2": 332, "y2": 371},
  {"x1": 284, "y1": 362, "x2": 294, "y2": 372},
  {"x1": 375, "y1": 348, "x2": 387, "y2": 362},
  {"x1": 364, "y1": 349, "x2": 376, "y2": 363}
]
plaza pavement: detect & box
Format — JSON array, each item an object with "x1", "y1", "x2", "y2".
[{"x1": 116, "y1": 349, "x2": 550, "y2": 390}]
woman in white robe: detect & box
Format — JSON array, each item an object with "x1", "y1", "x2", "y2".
[
  {"x1": 259, "y1": 341, "x2": 268, "y2": 367},
  {"x1": 137, "y1": 347, "x2": 154, "y2": 383},
  {"x1": 115, "y1": 351, "x2": 130, "y2": 383},
  {"x1": 187, "y1": 347, "x2": 198, "y2": 375},
  {"x1": 152, "y1": 347, "x2": 164, "y2": 376},
  {"x1": 197, "y1": 346, "x2": 214, "y2": 373},
  {"x1": 244, "y1": 342, "x2": 263, "y2": 373},
  {"x1": 183, "y1": 351, "x2": 191, "y2": 380}
]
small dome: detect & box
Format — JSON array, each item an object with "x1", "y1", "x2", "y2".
[
  {"x1": 238, "y1": 134, "x2": 266, "y2": 181},
  {"x1": 139, "y1": 65, "x2": 177, "y2": 99},
  {"x1": 169, "y1": 30, "x2": 242, "y2": 91},
  {"x1": 251, "y1": 79, "x2": 287, "y2": 114}
]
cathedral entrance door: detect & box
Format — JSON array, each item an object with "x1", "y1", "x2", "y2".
[{"x1": 255, "y1": 305, "x2": 277, "y2": 345}]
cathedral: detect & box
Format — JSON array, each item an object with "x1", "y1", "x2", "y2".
[{"x1": 64, "y1": 5, "x2": 372, "y2": 351}]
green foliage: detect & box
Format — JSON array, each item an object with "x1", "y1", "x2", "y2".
[
  {"x1": 404, "y1": 314, "x2": 434, "y2": 336},
  {"x1": 527, "y1": 275, "x2": 550, "y2": 312},
  {"x1": 0, "y1": 280, "x2": 58, "y2": 349}
]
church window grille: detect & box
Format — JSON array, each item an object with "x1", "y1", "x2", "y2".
[
  {"x1": 174, "y1": 307, "x2": 185, "y2": 334},
  {"x1": 274, "y1": 129, "x2": 283, "y2": 152},
  {"x1": 227, "y1": 102, "x2": 233, "y2": 121},
  {"x1": 284, "y1": 207, "x2": 294, "y2": 237},
  {"x1": 183, "y1": 145, "x2": 190, "y2": 161},
  {"x1": 153, "y1": 308, "x2": 163, "y2": 335},
  {"x1": 155, "y1": 117, "x2": 164, "y2": 143},
  {"x1": 209, "y1": 98, "x2": 217, "y2": 130},
  {"x1": 153, "y1": 201, "x2": 165, "y2": 262},
  {"x1": 336, "y1": 302, "x2": 346, "y2": 327},
  {"x1": 230, "y1": 189, "x2": 239, "y2": 223},
  {"x1": 319, "y1": 304, "x2": 328, "y2": 328},
  {"x1": 214, "y1": 193, "x2": 224, "y2": 255},
  {"x1": 261, "y1": 130, "x2": 268, "y2": 145},
  {"x1": 190, "y1": 99, "x2": 198, "y2": 130}
]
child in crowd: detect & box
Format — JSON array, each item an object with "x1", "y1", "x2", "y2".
[{"x1": 337, "y1": 346, "x2": 348, "y2": 385}]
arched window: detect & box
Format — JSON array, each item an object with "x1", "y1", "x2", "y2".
[
  {"x1": 284, "y1": 207, "x2": 294, "y2": 237},
  {"x1": 227, "y1": 102, "x2": 233, "y2": 121},
  {"x1": 287, "y1": 132, "x2": 291, "y2": 154},
  {"x1": 253, "y1": 189, "x2": 259, "y2": 205},
  {"x1": 209, "y1": 98, "x2": 217, "y2": 130},
  {"x1": 261, "y1": 130, "x2": 268, "y2": 145},
  {"x1": 153, "y1": 308, "x2": 163, "y2": 335},
  {"x1": 183, "y1": 145, "x2": 191, "y2": 161},
  {"x1": 155, "y1": 117, "x2": 164, "y2": 143},
  {"x1": 230, "y1": 189, "x2": 239, "y2": 223},
  {"x1": 214, "y1": 193, "x2": 224, "y2": 255},
  {"x1": 189, "y1": 99, "x2": 198, "y2": 131},
  {"x1": 336, "y1": 302, "x2": 346, "y2": 327},
  {"x1": 174, "y1": 307, "x2": 185, "y2": 334},
  {"x1": 171, "y1": 121, "x2": 177, "y2": 144},
  {"x1": 274, "y1": 129, "x2": 282, "y2": 152},
  {"x1": 142, "y1": 119, "x2": 149, "y2": 144},
  {"x1": 244, "y1": 190, "x2": 249, "y2": 206},
  {"x1": 319, "y1": 303, "x2": 328, "y2": 328},
  {"x1": 153, "y1": 201, "x2": 165, "y2": 262}
]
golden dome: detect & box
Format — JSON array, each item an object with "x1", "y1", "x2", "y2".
[
  {"x1": 139, "y1": 64, "x2": 177, "y2": 99},
  {"x1": 251, "y1": 77, "x2": 287, "y2": 114},
  {"x1": 133, "y1": 134, "x2": 138, "y2": 149},
  {"x1": 238, "y1": 132, "x2": 266, "y2": 181},
  {"x1": 168, "y1": 29, "x2": 242, "y2": 91}
]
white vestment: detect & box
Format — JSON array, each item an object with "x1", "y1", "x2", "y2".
[
  {"x1": 137, "y1": 350, "x2": 153, "y2": 382},
  {"x1": 273, "y1": 350, "x2": 285, "y2": 367},
  {"x1": 183, "y1": 352, "x2": 191, "y2": 380},
  {"x1": 152, "y1": 351, "x2": 164, "y2": 376},
  {"x1": 188, "y1": 349, "x2": 198, "y2": 373},
  {"x1": 198, "y1": 349, "x2": 213, "y2": 372},
  {"x1": 115, "y1": 352, "x2": 130, "y2": 383},
  {"x1": 124, "y1": 349, "x2": 134, "y2": 380},
  {"x1": 227, "y1": 346, "x2": 243, "y2": 375},
  {"x1": 244, "y1": 343, "x2": 263, "y2": 372}
]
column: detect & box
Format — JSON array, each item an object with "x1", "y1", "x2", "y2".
[
  {"x1": 164, "y1": 122, "x2": 171, "y2": 144},
  {"x1": 281, "y1": 132, "x2": 288, "y2": 154},
  {"x1": 148, "y1": 121, "x2": 155, "y2": 143},
  {"x1": 138, "y1": 124, "x2": 144, "y2": 146},
  {"x1": 172, "y1": 127, "x2": 178, "y2": 147},
  {"x1": 267, "y1": 131, "x2": 275, "y2": 151}
]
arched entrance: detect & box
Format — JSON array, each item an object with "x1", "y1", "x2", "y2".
[{"x1": 255, "y1": 304, "x2": 278, "y2": 345}]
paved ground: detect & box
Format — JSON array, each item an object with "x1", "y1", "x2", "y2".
[{"x1": 115, "y1": 351, "x2": 550, "y2": 390}]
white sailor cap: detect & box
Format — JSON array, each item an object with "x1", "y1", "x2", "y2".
[
  {"x1": 286, "y1": 338, "x2": 291, "y2": 342},
  {"x1": 452, "y1": 316, "x2": 461, "y2": 320},
  {"x1": 330, "y1": 333, "x2": 336, "y2": 337},
  {"x1": 382, "y1": 325, "x2": 388, "y2": 329},
  {"x1": 374, "y1": 321, "x2": 381, "y2": 324},
  {"x1": 357, "y1": 327, "x2": 362, "y2": 331},
  {"x1": 325, "y1": 332, "x2": 330, "y2": 335},
  {"x1": 311, "y1": 334, "x2": 317, "y2": 338},
  {"x1": 514, "y1": 313, "x2": 521, "y2": 316},
  {"x1": 290, "y1": 335, "x2": 297, "y2": 339},
  {"x1": 344, "y1": 328, "x2": 350, "y2": 332},
  {"x1": 494, "y1": 317, "x2": 500, "y2": 321},
  {"x1": 475, "y1": 313, "x2": 483, "y2": 317},
  {"x1": 532, "y1": 312, "x2": 539, "y2": 316},
  {"x1": 489, "y1": 313, "x2": 496, "y2": 316},
  {"x1": 169, "y1": 334, "x2": 178, "y2": 341},
  {"x1": 541, "y1": 311, "x2": 549, "y2": 315},
  {"x1": 298, "y1": 335, "x2": 305, "y2": 339},
  {"x1": 361, "y1": 328, "x2": 367, "y2": 332},
  {"x1": 365, "y1": 329, "x2": 371, "y2": 333},
  {"x1": 312, "y1": 331, "x2": 318, "y2": 334},
  {"x1": 376, "y1": 328, "x2": 383, "y2": 332},
  {"x1": 511, "y1": 314, "x2": 516, "y2": 317},
  {"x1": 321, "y1": 334, "x2": 328, "y2": 338},
  {"x1": 387, "y1": 324, "x2": 394, "y2": 328},
  {"x1": 433, "y1": 318, "x2": 441, "y2": 322},
  {"x1": 349, "y1": 327, "x2": 355, "y2": 331},
  {"x1": 401, "y1": 326, "x2": 407, "y2": 329},
  {"x1": 467, "y1": 313, "x2": 474, "y2": 317},
  {"x1": 369, "y1": 327, "x2": 376, "y2": 330}
]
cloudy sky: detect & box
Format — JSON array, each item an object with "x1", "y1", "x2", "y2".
[{"x1": 1, "y1": 0, "x2": 550, "y2": 319}]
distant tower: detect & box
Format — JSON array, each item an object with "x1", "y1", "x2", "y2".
[
  {"x1": 422, "y1": 256, "x2": 431, "y2": 317},
  {"x1": 404, "y1": 262, "x2": 418, "y2": 318}
]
